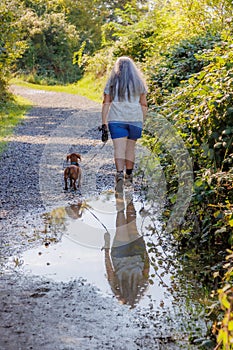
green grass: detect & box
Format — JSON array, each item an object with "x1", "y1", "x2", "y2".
[
  {"x1": 10, "y1": 73, "x2": 105, "y2": 103},
  {"x1": 0, "y1": 96, "x2": 32, "y2": 154}
]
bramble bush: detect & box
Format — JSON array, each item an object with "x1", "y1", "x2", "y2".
[
  {"x1": 146, "y1": 33, "x2": 233, "y2": 241},
  {"x1": 148, "y1": 33, "x2": 221, "y2": 104},
  {"x1": 144, "y1": 33, "x2": 233, "y2": 348}
]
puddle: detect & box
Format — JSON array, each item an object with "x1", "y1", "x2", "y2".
[
  {"x1": 20, "y1": 191, "x2": 171, "y2": 307},
  {"x1": 7, "y1": 190, "x2": 208, "y2": 340}
]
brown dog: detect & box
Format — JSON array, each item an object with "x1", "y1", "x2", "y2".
[{"x1": 64, "y1": 153, "x2": 82, "y2": 191}]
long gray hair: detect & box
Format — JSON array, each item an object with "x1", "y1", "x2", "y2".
[{"x1": 108, "y1": 56, "x2": 147, "y2": 101}]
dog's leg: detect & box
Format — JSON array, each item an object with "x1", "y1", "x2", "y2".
[
  {"x1": 70, "y1": 177, "x2": 73, "y2": 189},
  {"x1": 64, "y1": 169, "x2": 69, "y2": 191},
  {"x1": 64, "y1": 177, "x2": 68, "y2": 191},
  {"x1": 73, "y1": 179, "x2": 77, "y2": 191},
  {"x1": 78, "y1": 173, "x2": 81, "y2": 188}
]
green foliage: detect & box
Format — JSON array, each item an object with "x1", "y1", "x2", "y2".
[
  {"x1": 143, "y1": 29, "x2": 233, "y2": 346},
  {"x1": 16, "y1": 10, "x2": 81, "y2": 84},
  {"x1": 148, "y1": 33, "x2": 221, "y2": 103},
  {"x1": 211, "y1": 250, "x2": 233, "y2": 350},
  {"x1": 147, "y1": 35, "x2": 233, "y2": 239},
  {"x1": 0, "y1": 0, "x2": 27, "y2": 101},
  {"x1": 0, "y1": 96, "x2": 31, "y2": 154},
  {"x1": 112, "y1": 21, "x2": 156, "y2": 62},
  {"x1": 85, "y1": 0, "x2": 230, "y2": 81},
  {"x1": 12, "y1": 0, "x2": 149, "y2": 84},
  {"x1": 62, "y1": 0, "x2": 104, "y2": 54}
]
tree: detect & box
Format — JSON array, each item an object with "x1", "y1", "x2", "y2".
[
  {"x1": 16, "y1": 8, "x2": 81, "y2": 83},
  {"x1": 0, "y1": 0, "x2": 27, "y2": 101}
]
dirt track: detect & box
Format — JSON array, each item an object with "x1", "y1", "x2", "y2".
[{"x1": 0, "y1": 86, "x2": 195, "y2": 350}]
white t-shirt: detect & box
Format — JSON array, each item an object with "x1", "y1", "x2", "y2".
[{"x1": 104, "y1": 80, "x2": 146, "y2": 123}]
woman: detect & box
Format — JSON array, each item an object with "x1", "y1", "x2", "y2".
[
  {"x1": 101, "y1": 56, "x2": 148, "y2": 191},
  {"x1": 103, "y1": 193, "x2": 149, "y2": 308}
]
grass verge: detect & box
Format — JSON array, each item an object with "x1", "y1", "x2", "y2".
[
  {"x1": 10, "y1": 74, "x2": 105, "y2": 103},
  {"x1": 0, "y1": 96, "x2": 32, "y2": 154}
]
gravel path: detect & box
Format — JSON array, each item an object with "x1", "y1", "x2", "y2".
[
  {"x1": 0, "y1": 86, "x2": 193, "y2": 350},
  {"x1": 0, "y1": 86, "x2": 111, "y2": 256}
]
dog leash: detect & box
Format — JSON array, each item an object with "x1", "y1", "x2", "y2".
[
  {"x1": 62, "y1": 127, "x2": 107, "y2": 169},
  {"x1": 84, "y1": 140, "x2": 107, "y2": 165},
  {"x1": 82, "y1": 125, "x2": 108, "y2": 164}
]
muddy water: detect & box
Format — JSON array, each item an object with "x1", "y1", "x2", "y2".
[
  {"x1": 21, "y1": 191, "x2": 170, "y2": 308},
  {"x1": 7, "y1": 189, "x2": 208, "y2": 345}
]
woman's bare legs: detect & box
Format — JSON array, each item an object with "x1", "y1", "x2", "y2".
[
  {"x1": 112, "y1": 137, "x2": 127, "y2": 171},
  {"x1": 113, "y1": 137, "x2": 137, "y2": 190},
  {"x1": 112, "y1": 138, "x2": 136, "y2": 171},
  {"x1": 125, "y1": 139, "x2": 136, "y2": 171}
]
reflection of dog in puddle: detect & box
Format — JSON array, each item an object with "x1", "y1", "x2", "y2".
[
  {"x1": 65, "y1": 201, "x2": 83, "y2": 219},
  {"x1": 64, "y1": 153, "x2": 82, "y2": 191},
  {"x1": 103, "y1": 192, "x2": 149, "y2": 308}
]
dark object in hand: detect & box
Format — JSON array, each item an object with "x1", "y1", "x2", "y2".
[{"x1": 99, "y1": 124, "x2": 108, "y2": 142}]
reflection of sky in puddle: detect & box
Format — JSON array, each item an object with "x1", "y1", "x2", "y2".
[{"x1": 21, "y1": 192, "x2": 173, "y2": 308}]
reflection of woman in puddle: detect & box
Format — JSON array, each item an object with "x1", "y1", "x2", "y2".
[{"x1": 103, "y1": 194, "x2": 149, "y2": 308}]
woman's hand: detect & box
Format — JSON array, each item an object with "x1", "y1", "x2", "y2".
[{"x1": 101, "y1": 124, "x2": 108, "y2": 142}]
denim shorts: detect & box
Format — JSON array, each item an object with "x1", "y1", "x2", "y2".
[
  {"x1": 108, "y1": 121, "x2": 143, "y2": 140},
  {"x1": 111, "y1": 237, "x2": 146, "y2": 258}
]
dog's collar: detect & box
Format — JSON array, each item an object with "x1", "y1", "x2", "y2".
[{"x1": 71, "y1": 162, "x2": 79, "y2": 166}]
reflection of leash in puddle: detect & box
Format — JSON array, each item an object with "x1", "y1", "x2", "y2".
[
  {"x1": 83, "y1": 202, "x2": 110, "y2": 235},
  {"x1": 50, "y1": 199, "x2": 111, "y2": 249},
  {"x1": 65, "y1": 199, "x2": 110, "y2": 240}
]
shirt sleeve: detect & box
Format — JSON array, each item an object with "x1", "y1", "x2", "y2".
[
  {"x1": 104, "y1": 79, "x2": 111, "y2": 95},
  {"x1": 141, "y1": 84, "x2": 148, "y2": 94}
]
